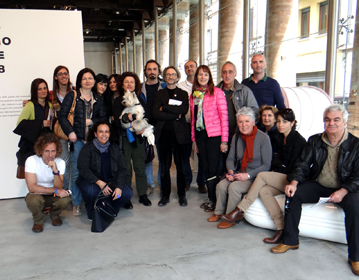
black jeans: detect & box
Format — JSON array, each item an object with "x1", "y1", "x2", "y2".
[
  {"x1": 195, "y1": 130, "x2": 221, "y2": 202},
  {"x1": 158, "y1": 129, "x2": 186, "y2": 198},
  {"x1": 283, "y1": 181, "x2": 359, "y2": 261}
]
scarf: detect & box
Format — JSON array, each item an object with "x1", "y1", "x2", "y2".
[
  {"x1": 240, "y1": 126, "x2": 258, "y2": 172},
  {"x1": 93, "y1": 138, "x2": 110, "y2": 153},
  {"x1": 193, "y1": 85, "x2": 208, "y2": 131}
]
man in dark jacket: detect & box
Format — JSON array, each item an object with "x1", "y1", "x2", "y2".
[
  {"x1": 271, "y1": 104, "x2": 359, "y2": 276},
  {"x1": 152, "y1": 66, "x2": 191, "y2": 207}
]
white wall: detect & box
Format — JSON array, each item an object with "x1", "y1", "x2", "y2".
[{"x1": 0, "y1": 9, "x2": 85, "y2": 199}]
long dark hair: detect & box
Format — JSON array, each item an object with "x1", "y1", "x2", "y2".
[
  {"x1": 276, "y1": 108, "x2": 297, "y2": 130},
  {"x1": 75, "y1": 68, "x2": 96, "y2": 90},
  {"x1": 94, "y1": 73, "x2": 109, "y2": 95},
  {"x1": 53, "y1": 65, "x2": 72, "y2": 95},
  {"x1": 108, "y1": 74, "x2": 121, "y2": 94},
  {"x1": 119, "y1": 72, "x2": 142, "y2": 98},
  {"x1": 30, "y1": 78, "x2": 50, "y2": 104},
  {"x1": 192, "y1": 65, "x2": 215, "y2": 97}
]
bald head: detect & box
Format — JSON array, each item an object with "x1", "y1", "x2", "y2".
[{"x1": 251, "y1": 54, "x2": 267, "y2": 75}]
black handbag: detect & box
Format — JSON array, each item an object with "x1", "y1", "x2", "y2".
[
  {"x1": 91, "y1": 190, "x2": 117, "y2": 233},
  {"x1": 145, "y1": 139, "x2": 155, "y2": 164}
]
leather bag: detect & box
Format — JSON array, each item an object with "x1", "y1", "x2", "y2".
[
  {"x1": 54, "y1": 90, "x2": 77, "y2": 140},
  {"x1": 91, "y1": 190, "x2": 117, "y2": 233}
]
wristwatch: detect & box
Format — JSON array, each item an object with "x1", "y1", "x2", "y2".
[{"x1": 53, "y1": 171, "x2": 60, "y2": 176}]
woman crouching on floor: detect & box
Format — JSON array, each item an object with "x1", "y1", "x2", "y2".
[{"x1": 77, "y1": 121, "x2": 133, "y2": 220}]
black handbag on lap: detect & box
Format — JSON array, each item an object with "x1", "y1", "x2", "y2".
[{"x1": 91, "y1": 191, "x2": 117, "y2": 233}]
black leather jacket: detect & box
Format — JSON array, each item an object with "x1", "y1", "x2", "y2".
[
  {"x1": 57, "y1": 90, "x2": 106, "y2": 141},
  {"x1": 77, "y1": 141, "x2": 126, "y2": 190},
  {"x1": 271, "y1": 129, "x2": 306, "y2": 175},
  {"x1": 287, "y1": 132, "x2": 359, "y2": 193}
]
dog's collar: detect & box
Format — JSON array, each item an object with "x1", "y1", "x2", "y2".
[{"x1": 134, "y1": 103, "x2": 141, "y2": 106}]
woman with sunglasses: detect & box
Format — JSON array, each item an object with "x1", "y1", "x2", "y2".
[{"x1": 220, "y1": 108, "x2": 306, "y2": 243}]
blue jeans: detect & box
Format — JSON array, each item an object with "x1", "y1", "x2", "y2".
[
  {"x1": 145, "y1": 145, "x2": 162, "y2": 188},
  {"x1": 78, "y1": 180, "x2": 133, "y2": 220},
  {"x1": 145, "y1": 162, "x2": 155, "y2": 188},
  {"x1": 70, "y1": 140, "x2": 84, "y2": 206},
  {"x1": 60, "y1": 139, "x2": 71, "y2": 190}
]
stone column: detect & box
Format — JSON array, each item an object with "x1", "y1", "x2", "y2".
[
  {"x1": 159, "y1": 29, "x2": 169, "y2": 68},
  {"x1": 217, "y1": 0, "x2": 243, "y2": 83},
  {"x1": 265, "y1": 0, "x2": 298, "y2": 87},
  {"x1": 176, "y1": 19, "x2": 185, "y2": 68},
  {"x1": 136, "y1": 44, "x2": 143, "y2": 80},
  {"x1": 145, "y1": 38, "x2": 155, "y2": 61},
  {"x1": 348, "y1": 4, "x2": 359, "y2": 137},
  {"x1": 189, "y1": 4, "x2": 199, "y2": 63}
]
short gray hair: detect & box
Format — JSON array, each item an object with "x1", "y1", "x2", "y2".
[
  {"x1": 163, "y1": 66, "x2": 181, "y2": 81},
  {"x1": 236, "y1": 106, "x2": 255, "y2": 122},
  {"x1": 222, "y1": 61, "x2": 237, "y2": 74},
  {"x1": 323, "y1": 104, "x2": 348, "y2": 123}
]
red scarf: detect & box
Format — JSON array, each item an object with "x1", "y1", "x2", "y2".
[{"x1": 240, "y1": 126, "x2": 258, "y2": 172}]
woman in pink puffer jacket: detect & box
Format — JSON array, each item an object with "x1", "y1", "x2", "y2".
[{"x1": 190, "y1": 65, "x2": 229, "y2": 212}]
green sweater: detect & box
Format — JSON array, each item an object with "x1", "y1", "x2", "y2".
[{"x1": 17, "y1": 101, "x2": 53, "y2": 126}]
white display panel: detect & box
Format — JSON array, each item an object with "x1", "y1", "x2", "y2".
[{"x1": 0, "y1": 9, "x2": 85, "y2": 199}]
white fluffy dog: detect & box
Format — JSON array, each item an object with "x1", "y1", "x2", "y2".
[{"x1": 120, "y1": 89, "x2": 155, "y2": 145}]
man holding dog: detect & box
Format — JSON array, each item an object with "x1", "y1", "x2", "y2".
[{"x1": 270, "y1": 104, "x2": 359, "y2": 276}]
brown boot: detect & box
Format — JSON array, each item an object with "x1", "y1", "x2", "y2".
[
  {"x1": 207, "y1": 214, "x2": 221, "y2": 222},
  {"x1": 32, "y1": 223, "x2": 43, "y2": 233},
  {"x1": 52, "y1": 218, "x2": 63, "y2": 226},
  {"x1": 198, "y1": 184, "x2": 207, "y2": 193},
  {"x1": 221, "y1": 207, "x2": 244, "y2": 223},
  {"x1": 263, "y1": 230, "x2": 283, "y2": 244},
  {"x1": 217, "y1": 220, "x2": 235, "y2": 229}
]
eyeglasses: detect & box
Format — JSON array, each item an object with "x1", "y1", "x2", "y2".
[
  {"x1": 166, "y1": 73, "x2": 177, "y2": 77},
  {"x1": 57, "y1": 72, "x2": 69, "y2": 77}
]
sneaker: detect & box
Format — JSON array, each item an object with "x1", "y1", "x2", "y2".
[
  {"x1": 146, "y1": 186, "x2": 154, "y2": 196},
  {"x1": 200, "y1": 198, "x2": 210, "y2": 209},
  {"x1": 72, "y1": 205, "x2": 82, "y2": 216},
  {"x1": 204, "y1": 201, "x2": 215, "y2": 212}
]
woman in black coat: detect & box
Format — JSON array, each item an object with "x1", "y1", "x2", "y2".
[
  {"x1": 77, "y1": 121, "x2": 133, "y2": 220},
  {"x1": 57, "y1": 68, "x2": 106, "y2": 216}
]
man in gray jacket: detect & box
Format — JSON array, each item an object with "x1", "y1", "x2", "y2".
[{"x1": 216, "y1": 61, "x2": 259, "y2": 142}]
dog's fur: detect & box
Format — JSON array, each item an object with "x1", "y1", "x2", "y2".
[{"x1": 120, "y1": 89, "x2": 155, "y2": 144}]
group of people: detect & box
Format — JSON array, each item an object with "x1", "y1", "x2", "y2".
[{"x1": 14, "y1": 54, "x2": 359, "y2": 276}]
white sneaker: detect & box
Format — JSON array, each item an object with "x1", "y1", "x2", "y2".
[{"x1": 72, "y1": 205, "x2": 82, "y2": 216}]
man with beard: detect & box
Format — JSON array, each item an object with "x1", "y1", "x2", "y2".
[{"x1": 140, "y1": 60, "x2": 166, "y2": 195}]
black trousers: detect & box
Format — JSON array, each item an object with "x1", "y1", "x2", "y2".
[
  {"x1": 283, "y1": 181, "x2": 359, "y2": 261},
  {"x1": 195, "y1": 130, "x2": 221, "y2": 202},
  {"x1": 158, "y1": 130, "x2": 186, "y2": 198}
]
